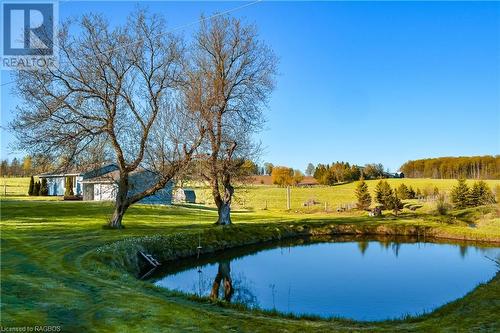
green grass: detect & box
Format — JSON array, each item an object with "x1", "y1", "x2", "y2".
[
  {"x1": 205, "y1": 178, "x2": 500, "y2": 212},
  {"x1": 0, "y1": 177, "x2": 33, "y2": 196},
  {"x1": 1, "y1": 179, "x2": 500, "y2": 332}
]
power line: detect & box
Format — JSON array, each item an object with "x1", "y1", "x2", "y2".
[{"x1": 0, "y1": 0, "x2": 263, "y2": 88}]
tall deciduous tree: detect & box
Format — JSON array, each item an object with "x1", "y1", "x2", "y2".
[
  {"x1": 186, "y1": 15, "x2": 277, "y2": 225},
  {"x1": 305, "y1": 163, "x2": 315, "y2": 176},
  {"x1": 11, "y1": 10, "x2": 200, "y2": 228}
]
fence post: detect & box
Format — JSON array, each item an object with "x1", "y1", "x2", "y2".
[{"x1": 286, "y1": 186, "x2": 291, "y2": 210}]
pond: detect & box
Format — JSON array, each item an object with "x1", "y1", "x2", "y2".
[{"x1": 152, "y1": 236, "x2": 499, "y2": 321}]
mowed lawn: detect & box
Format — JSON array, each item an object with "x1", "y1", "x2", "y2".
[{"x1": 1, "y1": 178, "x2": 500, "y2": 332}]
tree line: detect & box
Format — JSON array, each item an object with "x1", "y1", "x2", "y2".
[
  {"x1": 0, "y1": 155, "x2": 53, "y2": 177},
  {"x1": 400, "y1": 156, "x2": 499, "y2": 179},
  {"x1": 314, "y1": 162, "x2": 387, "y2": 185}
]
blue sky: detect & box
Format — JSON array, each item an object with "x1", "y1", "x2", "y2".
[{"x1": 1, "y1": 1, "x2": 499, "y2": 172}]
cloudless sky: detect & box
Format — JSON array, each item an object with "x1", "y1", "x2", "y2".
[{"x1": 1, "y1": 1, "x2": 499, "y2": 172}]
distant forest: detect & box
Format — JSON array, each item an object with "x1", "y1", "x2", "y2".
[{"x1": 400, "y1": 156, "x2": 499, "y2": 179}]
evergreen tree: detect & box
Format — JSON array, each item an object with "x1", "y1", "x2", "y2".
[
  {"x1": 355, "y1": 178, "x2": 372, "y2": 210},
  {"x1": 40, "y1": 178, "x2": 49, "y2": 196},
  {"x1": 433, "y1": 186, "x2": 440, "y2": 196},
  {"x1": 407, "y1": 186, "x2": 416, "y2": 199},
  {"x1": 33, "y1": 181, "x2": 40, "y2": 196},
  {"x1": 65, "y1": 177, "x2": 74, "y2": 197},
  {"x1": 397, "y1": 183, "x2": 409, "y2": 200},
  {"x1": 28, "y1": 176, "x2": 34, "y2": 196},
  {"x1": 375, "y1": 180, "x2": 393, "y2": 209},
  {"x1": 390, "y1": 192, "x2": 403, "y2": 215},
  {"x1": 451, "y1": 179, "x2": 470, "y2": 209},
  {"x1": 469, "y1": 181, "x2": 495, "y2": 207}
]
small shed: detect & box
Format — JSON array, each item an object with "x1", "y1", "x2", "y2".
[{"x1": 173, "y1": 188, "x2": 196, "y2": 203}]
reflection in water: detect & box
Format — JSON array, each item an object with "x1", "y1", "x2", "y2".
[
  {"x1": 460, "y1": 245, "x2": 468, "y2": 258},
  {"x1": 357, "y1": 241, "x2": 369, "y2": 255},
  {"x1": 210, "y1": 261, "x2": 234, "y2": 301},
  {"x1": 153, "y1": 236, "x2": 499, "y2": 321}
]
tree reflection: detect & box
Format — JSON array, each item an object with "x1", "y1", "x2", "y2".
[
  {"x1": 357, "y1": 241, "x2": 369, "y2": 256},
  {"x1": 210, "y1": 261, "x2": 234, "y2": 301},
  {"x1": 207, "y1": 261, "x2": 258, "y2": 308}
]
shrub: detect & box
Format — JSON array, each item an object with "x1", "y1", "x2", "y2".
[
  {"x1": 435, "y1": 194, "x2": 450, "y2": 215},
  {"x1": 28, "y1": 176, "x2": 34, "y2": 196},
  {"x1": 40, "y1": 178, "x2": 48, "y2": 196},
  {"x1": 65, "y1": 177, "x2": 74, "y2": 197},
  {"x1": 33, "y1": 181, "x2": 40, "y2": 196}
]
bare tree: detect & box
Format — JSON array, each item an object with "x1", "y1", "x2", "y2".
[
  {"x1": 10, "y1": 10, "x2": 200, "y2": 228},
  {"x1": 185, "y1": 15, "x2": 277, "y2": 225}
]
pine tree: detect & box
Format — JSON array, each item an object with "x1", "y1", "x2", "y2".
[
  {"x1": 397, "y1": 183, "x2": 409, "y2": 200},
  {"x1": 390, "y1": 192, "x2": 403, "y2": 215},
  {"x1": 407, "y1": 186, "x2": 416, "y2": 199},
  {"x1": 433, "y1": 186, "x2": 440, "y2": 196},
  {"x1": 355, "y1": 178, "x2": 372, "y2": 210},
  {"x1": 451, "y1": 179, "x2": 470, "y2": 209},
  {"x1": 469, "y1": 181, "x2": 495, "y2": 207},
  {"x1": 40, "y1": 178, "x2": 48, "y2": 196},
  {"x1": 33, "y1": 181, "x2": 40, "y2": 196},
  {"x1": 375, "y1": 180, "x2": 393, "y2": 209},
  {"x1": 28, "y1": 176, "x2": 34, "y2": 196},
  {"x1": 65, "y1": 177, "x2": 74, "y2": 197}
]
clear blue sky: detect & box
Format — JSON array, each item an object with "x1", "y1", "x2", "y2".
[{"x1": 1, "y1": 1, "x2": 499, "y2": 172}]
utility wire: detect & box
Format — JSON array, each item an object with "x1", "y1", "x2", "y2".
[{"x1": 0, "y1": 0, "x2": 263, "y2": 87}]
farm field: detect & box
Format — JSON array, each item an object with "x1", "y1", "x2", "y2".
[{"x1": 197, "y1": 178, "x2": 500, "y2": 212}]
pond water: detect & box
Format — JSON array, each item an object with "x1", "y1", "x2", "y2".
[{"x1": 153, "y1": 236, "x2": 499, "y2": 321}]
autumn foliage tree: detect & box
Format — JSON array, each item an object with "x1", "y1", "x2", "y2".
[{"x1": 400, "y1": 156, "x2": 499, "y2": 179}]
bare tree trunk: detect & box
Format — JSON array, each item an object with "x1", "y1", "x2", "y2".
[
  {"x1": 210, "y1": 262, "x2": 233, "y2": 301},
  {"x1": 215, "y1": 181, "x2": 234, "y2": 226},
  {"x1": 108, "y1": 175, "x2": 130, "y2": 229},
  {"x1": 217, "y1": 201, "x2": 232, "y2": 225}
]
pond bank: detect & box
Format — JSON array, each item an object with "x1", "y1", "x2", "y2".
[{"x1": 93, "y1": 218, "x2": 500, "y2": 278}]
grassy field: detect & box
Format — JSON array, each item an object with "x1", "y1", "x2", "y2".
[
  {"x1": 0, "y1": 177, "x2": 33, "y2": 196},
  {"x1": 196, "y1": 178, "x2": 500, "y2": 212},
  {"x1": 1, "y1": 178, "x2": 500, "y2": 332}
]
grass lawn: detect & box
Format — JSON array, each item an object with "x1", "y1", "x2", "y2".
[
  {"x1": 0, "y1": 178, "x2": 500, "y2": 332},
  {"x1": 1, "y1": 178, "x2": 500, "y2": 332}
]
